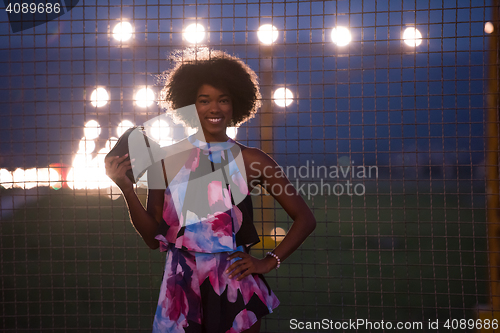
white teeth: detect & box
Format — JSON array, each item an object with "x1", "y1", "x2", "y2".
[{"x1": 207, "y1": 117, "x2": 222, "y2": 124}]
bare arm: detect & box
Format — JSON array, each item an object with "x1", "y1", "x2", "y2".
[
  {"x1": 105, "y1": 154, "x2": 163, "y2": 250},
  {"x1": 227, "y1": 148, "x2": 316, "y2": 279}
]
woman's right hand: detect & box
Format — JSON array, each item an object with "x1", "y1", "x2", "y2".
[{"x1": 105, "y1": 154, "x2": 134, "y2": 191}]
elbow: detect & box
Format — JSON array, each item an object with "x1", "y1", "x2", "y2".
[
  {"x1": 309, "y1": 216, "x2": 317, "y2": 234},
  {"x1": 294, "y1": 211, "x2": 316, "y2": 235},
  {"x1": 298, "y1": 211, "x2": 316, "y2": 235},
  {"x1": 306, "y1": 211, "x2": 316, "y2": 234}
]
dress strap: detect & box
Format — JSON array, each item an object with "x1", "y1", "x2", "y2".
[{"x1": 188, "y1": 134, "x2": 236, "y2": 163}]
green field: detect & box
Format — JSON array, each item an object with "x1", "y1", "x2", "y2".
[{"x1": 0, "y1": 183, "x2": 489, "y2": 332}]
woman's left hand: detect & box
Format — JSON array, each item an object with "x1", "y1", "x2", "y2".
[{"x1": 225, "y1": 252, "x2": 277, "y2": 281}]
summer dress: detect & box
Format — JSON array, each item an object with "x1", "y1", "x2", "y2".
[{"x1": 151, "y1": 135, "x2": 279, "y2": 333}]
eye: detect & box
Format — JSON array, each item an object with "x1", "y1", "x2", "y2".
[
  {"x1": 220, "y1": 98, "x2": 230, "y2": 104},
  {"x1": 198, "y1": 99, "x2": 209, "y2": 104}
]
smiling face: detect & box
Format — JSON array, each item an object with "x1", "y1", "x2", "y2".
[{"x1": 195, "y1": 84, "x2": 233, "y2": 142}]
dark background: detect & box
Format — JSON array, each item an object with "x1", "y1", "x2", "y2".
[{"x1": 0, "y1": 0, "x2": 494, "y2": 331}]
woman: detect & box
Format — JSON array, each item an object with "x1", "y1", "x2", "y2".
[{"x1": 105, "y1": 49, "x2": 316, "y2": 333}]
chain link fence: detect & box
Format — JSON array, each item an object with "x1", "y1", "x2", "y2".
[{"x1": 0, "y1": 0, "x2": 496, "y2": 331}]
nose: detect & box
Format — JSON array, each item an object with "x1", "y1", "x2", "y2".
[{"x1": 209, "y1": 101, "x2": 221, "y2": 112}]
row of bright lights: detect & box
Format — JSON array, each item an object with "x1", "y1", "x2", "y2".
[
  {"x1": 113, "y1": 21, "x2": 427, "y2": 47},
  {"x1": 0, "y1": 164, "x2": 286, "y2": 242},
  {"x1": 82, "y1": 119, "x2": 238, "y2": 146},
  {"x1": 0, "y1": 119, "x2": 289, "y2": 241},
  {"x1": 91, "y1": 86, "x2": 294, "y2": 108},
  {"x1": 96, "y1": 20, "x2": 497, "y2": 109},
  {"x1": 0, "y1": 120, "x2": 238, "y2": 190},
  {"x1": 1, "y1": 120, "x2": 357, "y2": 192}
]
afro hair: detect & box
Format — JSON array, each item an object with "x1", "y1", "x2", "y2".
[{"x1": 158, "y1": 48, "x2": 261, "y2": 127}]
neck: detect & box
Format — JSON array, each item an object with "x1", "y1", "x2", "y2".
[{"x1": 195, "y1": 130, "x2": 230, "y2": 143}]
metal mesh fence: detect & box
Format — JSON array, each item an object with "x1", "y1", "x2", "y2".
[{"x1": 0, "y1": 0, "x2": 496, "y2": 331}]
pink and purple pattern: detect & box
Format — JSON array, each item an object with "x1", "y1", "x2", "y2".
[
  {"x1": 152, "y1": 246, "x2": 279, "y2": 332},
  {"x1": 153, "y1": 136, "x2": 279, "y2": 332}
]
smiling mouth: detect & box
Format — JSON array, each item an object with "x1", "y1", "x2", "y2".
[{"x1": 206, "y1": 117, "x2": 223, "y2": 124}]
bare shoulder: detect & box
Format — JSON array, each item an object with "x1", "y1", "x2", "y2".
[
  {"x1": 236, "y1": 142, "x2": 274, "y2": 165},
  {"x1": 235, "y1": 142, "x2": 281, "y2": 184}
]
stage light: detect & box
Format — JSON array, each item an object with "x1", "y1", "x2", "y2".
[
  {"x1": 403, "y1": 27, "x2": 422, "y2": 47},
  {"x1": 331, "y1": 26, "x2": 351, "y2": 46},
  {"x1": 135, "y1": 87, "x2": 155, "y2": 107},
  {"x1": 227, "y1": 127, "x2": 238, "y2": 139},
  {"x1": 485, "y1": 22, "x2": 494, "y2": 34},
  {"x1": 13, "y1": 168, "x2": 39, "y2": 190},
  {"x1": 186, "y1": 127, "x2": 198, "y2": 136},
  {"x1": 0, "y1": 169, "x2": 13, "y2": 189},
  {"x1": 66, "y1": 164, "x2": 101, "y2": 190},
  {"x1": 273, "y1": 87, "x2": 294, "y2": 107},
  {"x1": 65, "y1": 169, "x2": 75, "y2": 189},
  {"x1": 78, "y1": 137, "x2": 96, "y2": 154},
  {"x1": 84, "y1": 120, "x2": 101, "y2": 140},
  {"x1": 271, "y1": 227, "x2": 286, "y2": 242},
  {"x1": 106, "y1": 137, "x2": 118, "y2": 150},
  {"x1": 13, "y1": 168, "x2": 29, "y2": 189},
  {"x1": 38, "y1": 168, "x2": 61, "y2": 189},
  {"x1": 257, "y1": 24, "x2": 279, "y2": 45},
  {"x1": 117, "y1": 120, "x2": 134, "y2": 137},
  {"x1": 90, "y1": 87, "x2": 109, "y2": 107},
  {"x1": 96, "y1": 147, "x2": 110, "y2": 169},
  {"x1": 184, "y1": 23, "x2": 205, "y2": 43},
  {"x1": 112, "y1": 22, "x2": 133, "y2": 41},
  {"x1": 149, "y1": 119, "x2": 171, "y2": 146},
  {"x1": 1, "y1": 167, "x2": 62, "y2": 189}
]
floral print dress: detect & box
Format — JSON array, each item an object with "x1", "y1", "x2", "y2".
[{"x1": 152, "y1": 135, "x2": 279, "y2": 333}]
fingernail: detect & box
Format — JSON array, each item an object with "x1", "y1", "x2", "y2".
[
  {"x1": 131, "y1": 158, "x2": 135, "y2": 162},
  {"x1": 125, "y1": 153, "x2": 129, "y2": 157},
  {"x1": 225, "y1": 269, "x2": 229, "y2": 274}
]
